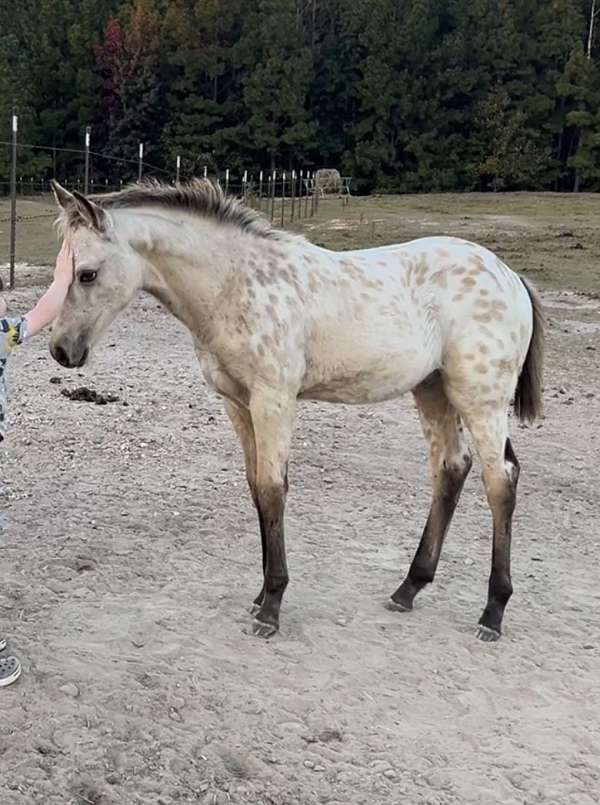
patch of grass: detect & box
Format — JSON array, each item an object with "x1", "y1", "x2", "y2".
[
  {"x1": 292, "y1": 192, "x2": 600, "y2": 294},
  {"x1": 2, "y1": 192, "x2": 599, "y2": 293},
  {"x1": 0, "y1": 196, "x2": 58, "y2": 275}
]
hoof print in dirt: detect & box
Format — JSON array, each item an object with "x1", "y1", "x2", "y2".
[
  {"x1": 476, "y1": 625, "x2": 501, "y2": 643},
  {"x1": 60, "y1": 386, "x2": 119, "y2": 405}
]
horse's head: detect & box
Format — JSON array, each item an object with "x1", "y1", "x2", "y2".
[{"x1": 49, "y1": 181, "x2": 144, "y2": 368}]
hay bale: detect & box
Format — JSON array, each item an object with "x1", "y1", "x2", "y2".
[{"x1": 315, "y1": 169, "x2": 342, "y2": 195}]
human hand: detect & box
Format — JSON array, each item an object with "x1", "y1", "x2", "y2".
[{"x1": 54, "y1": 241, "x2": 74, "y2": 286}]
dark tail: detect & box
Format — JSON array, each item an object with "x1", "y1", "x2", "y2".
[{"x1": 514, "y1": 276, "x2": 545, "y2": 424}]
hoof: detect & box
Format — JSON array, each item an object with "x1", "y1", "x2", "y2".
[
  {"x1": 249, "y1": 603, "x2": 261, "y2": 616},
  {"x1": 476, "y1": 625, "x2": 501, "y2": 642},
  {"x1": 385, "y1": 597, "x2": 412, "y2": 613},
  {"x1": 252, "y1": 618, "x2": 278, "y2": 639}
]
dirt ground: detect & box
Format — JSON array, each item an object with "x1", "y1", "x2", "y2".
[{"x1": 1, "y1": 197, "x2": 600, "y2": 804}]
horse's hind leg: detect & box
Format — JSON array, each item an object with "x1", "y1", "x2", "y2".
[
  {"x1": 387, "y1": 372, "x2": 472, "y2": 613},
  {"x1": 465, "y1": 411, "x2": 520, "y2": 642}
]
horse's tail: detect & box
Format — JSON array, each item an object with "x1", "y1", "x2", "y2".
[{"x1": 514, "y1": 276, "x2": 544, "y2": 424}]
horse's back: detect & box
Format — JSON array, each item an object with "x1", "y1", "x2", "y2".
[{"x1": 298, "y1": 237, "x2": 533, "y2": 408}]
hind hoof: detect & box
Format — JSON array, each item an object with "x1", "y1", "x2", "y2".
[
  {"x1": 385, "y1": 596, "x2": 412, "y2": 613},
  {"x1": 252, "y1": 618, "x2": 278, "y2": 639},
  {"x1": 476, "y1": 625, "x2": 501, "y2": 642}
]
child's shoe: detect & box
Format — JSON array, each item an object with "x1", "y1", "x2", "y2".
[{"x1": 0, "y1": 655, "x2": 22, "y2": 687}]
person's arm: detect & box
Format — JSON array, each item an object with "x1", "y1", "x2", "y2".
[{"x1": 24, "y1": 242, "x2": 74, "y2": 338}]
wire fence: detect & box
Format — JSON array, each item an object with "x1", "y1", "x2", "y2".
[{"x1": 1, "y1": 117, "x2": 352, "y2": 289}]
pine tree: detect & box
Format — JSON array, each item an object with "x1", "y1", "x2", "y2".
[
  {"x1": 161, "y1": 0, "x2": 245, "y2": 177},
  {"x1": 304, "y1": 0, "x2": 361, "y2": 169},
  {"x1": 557, "y1": 44, "x2": 600, "y2": 191},
  {"x1": 239, "y1": 0, "x2": 316, "y2": 170}
]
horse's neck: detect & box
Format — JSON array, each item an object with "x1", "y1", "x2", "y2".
[{"x1": 130, "y1": 215, "x2": 241, "y2": 341}]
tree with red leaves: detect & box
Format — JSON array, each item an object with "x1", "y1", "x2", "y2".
[{"x1": 94, "y1": 0, "x2": 163, "y2": 177}]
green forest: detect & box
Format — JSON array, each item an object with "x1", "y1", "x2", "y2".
[{"x1": 1, "y1": 0, "x2": 600, "y2": 193}]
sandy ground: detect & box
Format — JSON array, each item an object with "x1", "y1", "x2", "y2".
[{"x1": 0, "y1": 271, "x2": 599, "y2": 805}]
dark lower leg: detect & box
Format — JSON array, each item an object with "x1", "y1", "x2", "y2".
[
  {"x1": 252, "y1": 464, "x2": 288, "y2": 609},
  {"x1": 477, "y1": 439, "x2": 519, "y2": 639},
  {"x1": 253, "y1": 484, "x2": 288, "y2": 634},
  {"x1": 252, "y1": 506, "x2": 266, "y2": 608},
  {"x1": 389, "y1": 454, "x2": 472, "y2": 610}
]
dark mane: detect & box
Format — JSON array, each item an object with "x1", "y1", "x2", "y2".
[{"x1": 92, "y1": 178, "x2": 284, "y2": 240}]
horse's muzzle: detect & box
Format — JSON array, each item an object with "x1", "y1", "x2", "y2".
[{"x1": 50, "y1": 338, "x2": 89, "y2": 368}]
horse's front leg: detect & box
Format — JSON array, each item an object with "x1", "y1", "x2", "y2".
[
  {"x1": 222, "y1": 400, "x2": 266, "y2": 612},
  {"x1": 248, "y1": 391, "x2": 296, "y2": 638}
]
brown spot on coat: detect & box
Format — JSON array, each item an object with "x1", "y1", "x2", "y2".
[
  {"x1": 469, "y1": 255, "x2": 486, "y2": 271},
  {"x1": 256, "y1": 269, "x2": 269, "y2": 286},
  {"x1": 431, "y1": 271, "x2": 447, "y2": 288}
]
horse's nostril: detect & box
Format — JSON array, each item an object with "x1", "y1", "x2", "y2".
[
  {"x1": 52, "y1": 343, "x2": 70, "y2": 367},
  {"x1": 77, "y1": 347, "x2": 89, "y2": 367}
]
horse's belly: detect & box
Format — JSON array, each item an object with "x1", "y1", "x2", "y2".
[{"x1": 299, "y1": 350, "x2": 434, "y2": 404}]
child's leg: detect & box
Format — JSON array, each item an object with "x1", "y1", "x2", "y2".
[{"x1": 0, "y1": 656, "x2": 22, "y2": 687}]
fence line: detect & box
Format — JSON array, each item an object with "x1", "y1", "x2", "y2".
[{"x1": 1, "y1": 115, "x2": 351, "y2": 289}]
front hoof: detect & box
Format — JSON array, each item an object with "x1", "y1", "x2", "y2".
[
  {"x1": 476, "y1": 625, "x2": 501, "y2": 642},
  {"x1": 385, "y1": 596, "x2": 412, "y2": 613},
  {"x1": 252, "y1": 618, "x2": 278, "y2": 639}
]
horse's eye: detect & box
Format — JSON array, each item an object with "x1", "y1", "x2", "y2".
[{"x1": 79, "y1": 271, "x2": 98, "y2": 285}]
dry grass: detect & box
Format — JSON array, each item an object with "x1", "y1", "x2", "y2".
[{"x1": 2, "y1": 191, "x2": 600, "y2": 293}]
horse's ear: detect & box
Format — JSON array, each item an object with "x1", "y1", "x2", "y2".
[
  {"x1": 50, "y1": 181, "x2": 107, "y2": 233},
  {"x1": 51, "y1": 179, "x2": 76, "y2": 210},
  {"x1": 72, "y1": 190, "x2": 107, "y2": 233}
]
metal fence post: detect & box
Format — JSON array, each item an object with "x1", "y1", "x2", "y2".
[
  {"x1": 270, "y1": 171, "x2": 276, "y2": 222},
  {"x1": 9, "y1": 113, "x2": 18, "y2": 290},
  {"x1": 138, "y1": 143, "x2": 144, "y2": 182},
  {"x1": 84, "y1": 126, "x2": 91, "y2": 194},
  {"x1": 176, "y1": 155, "x2": 181, "y2": 184},
  {"x1": 305, "y1": 171, "x2": 310, "y2": 218}
]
